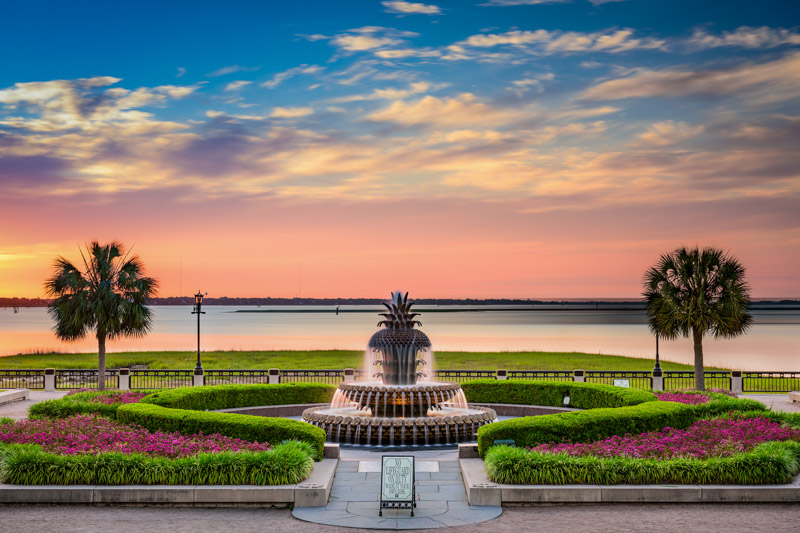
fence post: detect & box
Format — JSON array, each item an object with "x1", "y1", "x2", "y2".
[
  {"x1": 193, "y1": 368, "x2": 205, "y2": 387},
  {"x1": 496, "y1": 369, "x2": 508, "y2": 380},
  {"x1": 344, "y1": 368, "x2": 355, "y2": 383},
  {"x1": 573, "y1": 369, "x2": 585, "y2": 383},
  {"x1": 268, "y1": 368, "x2": 280, "y2": 384},
  {"x1": 118, "y1": 368, "x2": 130, "y2": 390},
  {"x1": 44, "y1": 368, "x2": 55, "y2": 392},
  {"x1": 731, "y1": 371, "x2": 743, "y2": 394},
  {"x1": 652, "y1": 369, "x2": 663, "y2": 392}
]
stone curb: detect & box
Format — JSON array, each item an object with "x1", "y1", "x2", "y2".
[
  {"x1": 460, "y1": 458, "x2": 800, "y2": 504},
  {"x1": 0, "y1": 389, "x2": 29, "y2": 406},
  {"x1": 0, "y1": 458, "x2": 337, "y2": 507}
]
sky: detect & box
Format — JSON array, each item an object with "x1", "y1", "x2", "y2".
[{"x1": 0, "y1": 0, "x2": 799, "y2": 299}]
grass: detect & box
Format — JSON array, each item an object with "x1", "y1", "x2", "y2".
[{"x1": 0, "y1": 349, "x2": 715, "y2": 371}]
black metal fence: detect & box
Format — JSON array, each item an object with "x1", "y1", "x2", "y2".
[
  {"x1": 586, "y1": 370, "x2": 652, "y2": 390},
  {"x1": 664, "y1": 371, "x2": 731, "y2": 391},
  {"x1": 742, "y1": 372, "x2": 800, "y2": 393},
  {"x1": 434, "y1": 370, "x2": 495, "y2": 383},
  {"x1": 0, "y1": 369, "x2": 45, "y2": 390},
  {"x1": 55, "y1": 369, "x2": 118, "y2": 390},
  {"x1": 279, "y1": 369, "x2": 346, "y2": 384},
  {"x1": 205, "y1": 370, "x2": 272, "y2": 386},
  {"x1": 131, "y1": 369, "x2": 192, "y2": 390},
  {"x1": 2, "y1": 368, "x2": 798, "y2": 393},
  {"x1": 508, "y1": 370, "x2": 573, "y2": 381}
]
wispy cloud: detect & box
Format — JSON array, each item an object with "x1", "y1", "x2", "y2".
[
  {"x1": 270, "y1": 106, "x2": 314, "y2": 118},
  {"x1": 689, "y1": 26, "x2": 800, "y2": 49},
  {"x1": 261, "y1": 64, "x2": 324, "y2": 89},
  {"x1": 382, "y1": 1, "x2": 442, "y2": 15},
  {"x1": 224, "y1": 80, "x2": 251, "y2": 91},
  {"x1": 581, "y1": 52, "x2": 800, "y2": 103},
  {"x1": 176, "y1": 67, "x2": 186, "y2": 78},
  {"x1": 330, "y1": 27, "x2": 419, "y2": 52},
  {"x1": 206, "y1": 65, "x2": 261, "y2": 77},
  {"x1": 459, "y1": 28, "x2": 666, "y2": 54}
]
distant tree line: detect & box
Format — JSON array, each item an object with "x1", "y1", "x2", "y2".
[{"x1": 2, "y1": 296, "x2": 797, "y2": 308}]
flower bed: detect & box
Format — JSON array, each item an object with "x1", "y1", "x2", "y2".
[
  {"x1": 528, "y1": 417, "x2": 800, "y2": 459},
  {"x1": 0, "y1": 415, "x2": 271, "y2": 458},
  {"x1": 654, "y1": 392, "x2": 711, "y2": 405},
  {"x1": 0, "y1": 416, "x2": 315, "y2": 485},
  {"x1": 29, "y1": 389, "x2": 155, "y2": 420}
]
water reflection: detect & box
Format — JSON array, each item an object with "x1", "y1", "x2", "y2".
[{"x1": 0, "y1": 306, "x2": 797, "y2": 371}]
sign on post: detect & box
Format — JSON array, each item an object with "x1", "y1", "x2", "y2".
[
  {"x1": 379, "y1": 455, "x2": 415, "y2": 516},
  {"x1": 613, "y1": 379, "x2": 631, "y2": 388}
]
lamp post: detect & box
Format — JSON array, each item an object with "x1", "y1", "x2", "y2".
[
  {"x1": 192, "y1": 291, "x2": 206, "y2": 373},
  {"x1": 654, "y1": 333, "x2": 662, "y2": 372}
]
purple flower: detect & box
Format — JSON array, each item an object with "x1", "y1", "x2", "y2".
[
  {"x1": 527, "y1": 417, "x2": 800, "y2": 460},
  {"x1": 0, "y1": 415, "x2": 271, "y2": 458}
]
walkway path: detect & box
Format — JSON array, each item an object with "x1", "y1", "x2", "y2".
[
  {"x1": 293, "y1": 449, "x2": 501, "y2": 530},
  {"x1": 0, "y1": 391, "x2": 66, "y2": 419}
]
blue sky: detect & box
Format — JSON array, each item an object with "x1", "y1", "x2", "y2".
[{"x1": 1, "y1": 0, "x2": 799, "y2": 298}]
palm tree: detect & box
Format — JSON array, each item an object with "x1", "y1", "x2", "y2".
[
  {"x1": 643, "y1": 246, "x2": 752, "y2": 391},
  {"x1": 44, "y1": 242, "x2": 158, "y2": 390}
]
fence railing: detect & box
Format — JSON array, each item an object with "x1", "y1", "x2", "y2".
[
  {"x1": 279, "y1": 369, "x2": 347, "y2": 384},
  {"x1": 205, "y1": 369, "x2": 272, "y2": 386},
  {"x1": 742, "y1": 372, "x2": 800, "y2": 393},
  {"x1": 664, "y1": 371, "x2": 732, "y2": 391},
  {"x1": 434, "y1": 370, "x2": 495, "y2": 383},
  {"x1": 508, "y1": 370, "x2": 573, "y2": 382},
  {"x1": 0, "y1": 369, "x2": 45, "y2": 390},
  {"x1": 586, "y1": 370, "x2": 653, "y2": 390},
  {"x1": 55, "y1": 369, "x2": 118, "y2": 390},
  {"x1": 2, "y1": 368, "x2": 798, "y2": 393}
]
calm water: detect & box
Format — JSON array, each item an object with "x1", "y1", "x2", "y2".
[{"x1": 0, "y1": 306, "x2": 798, "y2": 371}]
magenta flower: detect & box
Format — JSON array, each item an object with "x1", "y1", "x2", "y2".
[
  {"x1": 528, "y1": 417, "x2": 800, "y2": 459},
  {"x1": 0, "y1": 415, "x2": 271, "y2": 458}
]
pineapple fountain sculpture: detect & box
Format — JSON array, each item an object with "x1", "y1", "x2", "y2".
[{"x1": 302, "y1": 291, "x2": 496, "y2": 446}]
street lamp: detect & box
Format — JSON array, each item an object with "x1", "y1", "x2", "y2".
[
  {"x1": 654, "y1": 333, "x2": 662, "y2": 372},
  {"x1": 192, "y1": 291, "x2": 206, "y2": 373}
]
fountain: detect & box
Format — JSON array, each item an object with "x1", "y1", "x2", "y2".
[{"x1": 302, "y1": 291, "x2": 497, "y2": 446}]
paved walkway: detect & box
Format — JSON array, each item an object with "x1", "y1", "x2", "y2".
[
  {"x1": 293, "y1": 453, "x2": 501, "y2": 530},
  {"x1": 742, "y1": 393, "x2": 800, "y2": 413},
  {"x1": 0, "y1": 390, "x2": 66, "y2": 419},
  {"x1": 3, "y1": 504, "x2": 800, "y2": 533}
]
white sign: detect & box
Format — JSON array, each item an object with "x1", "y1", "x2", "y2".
[
  {"x1": 613, "y1": 379, "x2": 631, "y2": 388},
  {"x1": 381, "y1": 456, "x2": 414, "y2": 502}
]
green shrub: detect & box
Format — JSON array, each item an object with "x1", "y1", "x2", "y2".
[
  {"x1": 484, "y1": 441, "x2": 800, "y2": 485},
  {"x1": 0, "y1": 440, "x2": 314, "y2": 485},
  {"x1": 0, "y1": 417, "x2": 13, "y2": 426},
  {"x1": 117, "y1": 403, "x2": 327, "y2": 460},
  {"x1": 477, "y1": 400, "x2": 695, "y2": 456},
  {"x1": 140, "y1": 383, "x2": 336, "y2": 410},
  {"x1": 28, "y1": 390, "x2": 160, "y2": 420},
  {"x1": 462, "y1": 379, "x2": 657, "y2": 409}
]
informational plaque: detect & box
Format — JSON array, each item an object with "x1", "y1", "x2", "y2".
[
  {"x1": 613, "y1": 379, "x2": 631, "y2": 388},
  {"x1": 379, "y1": 455, "x2": 416, "y2": 516}
]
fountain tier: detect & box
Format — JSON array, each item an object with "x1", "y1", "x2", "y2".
[{"x1": 302, "y1": 291, "x2": 497, "y2": 446}]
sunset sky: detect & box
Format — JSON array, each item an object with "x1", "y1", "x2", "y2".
[{"x1": 1, "y1": 0, "x2": 798, "y2": 299}]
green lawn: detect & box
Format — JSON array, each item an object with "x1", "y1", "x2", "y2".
[{"x1": 0, "y1": 349, "x2": 718, "y2": 371}]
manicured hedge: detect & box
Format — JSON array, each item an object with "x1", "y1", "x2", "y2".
[
  {"x1": 473, "y1": 381, "x2": 769, "y2": 456},
  {"x1": 477, "y1": 400, "x2": 695, "y2": 456},
  {"x1": 0, "y1": 440, "x2": 315, "y2": 485},
  {"x1": 462, "y1": 379, "x2": 658, "y2": 409},
  {"x1": 484, "y1": 441, "x2": 800, "y2": 485},
  {"x1": 117, "y1": 403, "x2": 327, "y2": 460},
  {"x1": 28, "y1": 390, "x2": 158, "y2": 421},
  {"x1": 139, "y1": 383, "x2": 337, "y2": 410}
]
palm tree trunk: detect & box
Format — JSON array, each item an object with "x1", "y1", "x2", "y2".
[
  {"x1": 693, "y1": 328, "x2": 705, "y2": 391},
  {"x1": 97, "y1": 332, "x2": 106, "y2": 391}
]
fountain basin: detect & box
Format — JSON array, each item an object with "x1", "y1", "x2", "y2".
[{"x1": 302, "y1": 404, "x2": 496, "y2": 446}]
